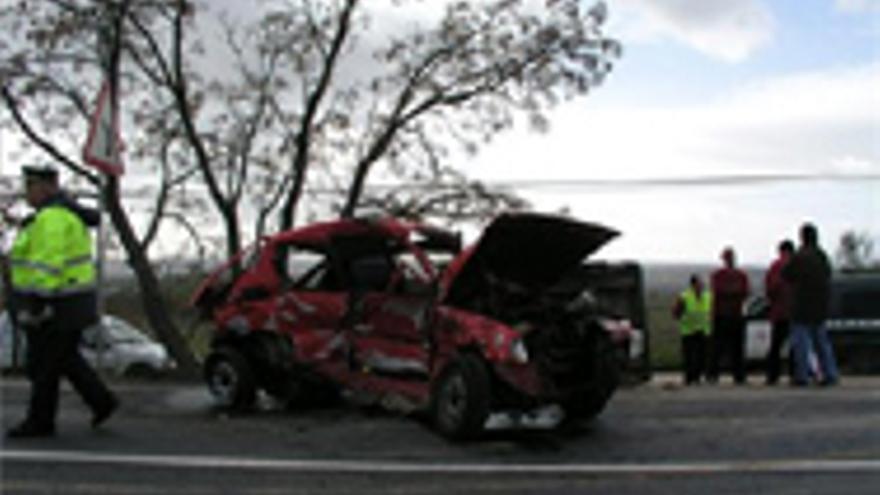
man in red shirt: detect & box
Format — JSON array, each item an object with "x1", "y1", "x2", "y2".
[
  {"x1": 708, "y1": 247, "x2": 750, "y2": 384},
  {"x1": 764, "y1": 239, "x2": 794, "y2": 385}
]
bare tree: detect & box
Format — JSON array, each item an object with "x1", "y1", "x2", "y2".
[
  {"x1": 243, "y1": 0, "x2": 620, "y2": 225},
  {"x1": 0, "y1": 0, "x2": 201, "y2": 375},
  {"x1": 0, "y1": 0, "x2": 620, "y2": 375},
  {"x1": 334, "y1": 1, "x2": 619, "y2": 218}
]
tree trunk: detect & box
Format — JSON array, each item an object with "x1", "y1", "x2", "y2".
[
  {"x1": 341, "y1": 163, "x2": 368, "y2": 219},
  {"x1": 278, "y1": 157, "x2": 305, "y2": 232},
  {"x1": 103, "y1": 176, "x2": 200, "y2": 378}
]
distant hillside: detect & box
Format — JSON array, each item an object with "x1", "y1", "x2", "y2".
[
  {"x1": 643, "y1": 262, "x2": 766, "y2": 293},
  {"x1": 639, "y1": 262, "x2": 768, "y2": 370}
]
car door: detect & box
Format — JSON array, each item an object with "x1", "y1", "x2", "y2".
[
  {"x1": 330, "y1": 235, "x2": 433, "y2": 393},
  {"x1": 276, "y1": 245, "x2": 350, "y2": 382}
]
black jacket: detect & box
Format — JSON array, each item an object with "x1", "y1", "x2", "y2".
[
  {"x1": 44, "y1": 191, "x2": 101, "y2": 228},
  {"x1": 783, "y1": 244, "x2": 832, "y2": 325},
  {"x1": 19, "y1": 191, "x2": 101, "y2": 229}
]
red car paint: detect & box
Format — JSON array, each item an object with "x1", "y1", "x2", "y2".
[{"x1": 195, "y1": 213, "x2": 627, "y2": 428}]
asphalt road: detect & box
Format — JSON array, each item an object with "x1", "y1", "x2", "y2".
[{"x1": 2, "y1": 374, "x2": 879, "y2": 494}]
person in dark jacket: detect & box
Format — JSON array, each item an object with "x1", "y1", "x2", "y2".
[
  {"x1": 6, "y1": 165, "x2": 118, "y2": 439},
  {"x1": 783, "y1": 223, "x2": 839, "y2": 386},
  {"x1": 764, "y1": 239, "x2": 794, "y2": 385},
  {"x1": 708, "y1": 247, "x2": 750, "y2": 384}
]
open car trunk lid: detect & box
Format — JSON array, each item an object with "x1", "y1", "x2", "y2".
[{"x1": 442, "y1": 213, "x2": 619, "y2": 307}]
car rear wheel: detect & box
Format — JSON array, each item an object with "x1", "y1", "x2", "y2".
[
  {"x1": 431, "y1": 354, "x2": 491, "y2": 440},
  {"x1": 205, "y1": 348, "x2": 257, "y2": 410}
]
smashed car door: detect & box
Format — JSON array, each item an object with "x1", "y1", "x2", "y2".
[
  {"x1": 275, "y1": 244, "x2": 351, "y2": 381},
  {"x1": 330, "y1": 233, "x2": 433, "y2": 405}
]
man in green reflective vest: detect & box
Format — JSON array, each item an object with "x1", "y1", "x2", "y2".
[
  {"x1": 672, "y1": 274, "x2": 713, "y2": 385},
  {"x1": 6, "y1": 165, "x2": 118, "y2": 439}
]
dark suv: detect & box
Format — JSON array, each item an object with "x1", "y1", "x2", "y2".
[
  {"x1": 744, "y1": 271, "x2": 880, "y2": 373},
  {"x1": 826, "y1": 272, "x2": 880, "y2": 372}
]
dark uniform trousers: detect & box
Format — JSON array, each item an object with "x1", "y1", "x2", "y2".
[
  {"x1": 682, "y1": 333, "x2": 707, "y2": 384},
  {"x1": 708, "y1": 315, "x2": 747, "y2": 384},
  {"x1": 23, "y1": 292, "x2": 116, "y2": 429}
]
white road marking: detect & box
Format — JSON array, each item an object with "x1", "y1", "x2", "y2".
[{"x1": 3, "y1": 450, "x2": 880, "y2": 475}]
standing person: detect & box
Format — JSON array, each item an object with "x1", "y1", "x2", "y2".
[
  {"x1": 672, "y1": 275, "x2": 712, "y2": 385},
  {"x1": 764, "y1": 239, "x2": 795, "y2": 385},
  {"x1": 784, "y1": 223, "x2": 839, "y2": 386},
  {"x1": 6, "y1": 165, "x2": 118, "y2": 439},
  {"x1": 707, "y1": 247, "x2": 750, "y2": 384}
]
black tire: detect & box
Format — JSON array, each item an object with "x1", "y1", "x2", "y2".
[
  {"x1": 262, "y1": 373, "x2": 304, "y2": 408},
  {"x1": 430, "y1": 354, "x2": 491, "y2": 440},
  {"x1": 204, "y1": 348, "x2": 257, "y2": 410},
  {"x1": 266, "y1": 376, "x2": 340, "y2": 410},
  {"x1": 561, "y1": 334, "x2": 621, "y2": 421}
]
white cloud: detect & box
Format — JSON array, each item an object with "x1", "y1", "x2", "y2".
[
  {"x1": 469, "y1": 62, "x2": 880, "y2": 262},
  {"x1": 611, "y1": 0, "x2": 775, "y2": 63},
  {"x1": 835, "y1": 0, "x2": 880, "y2": 13},
  {"x1": 688, "y1": 63, "x2": 880, "y2": 174},
  {"x1": 475, "y1": 63, "x2": 880, "y2": 182},
  {"x1": 831, "y1": 156, "x2": 877, "y2": 174}
]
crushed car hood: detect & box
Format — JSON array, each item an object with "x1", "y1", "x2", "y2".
[{"x1": 442, "y1": 213, "x2": 619, "y2": 305}]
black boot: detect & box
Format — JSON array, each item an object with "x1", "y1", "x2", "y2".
[
  {"x1": 6, "y1": 421, "x2": 55, "y2": 439},
  {"x1": 91, "y1": 396, "x2": 119, "y2": 429}
]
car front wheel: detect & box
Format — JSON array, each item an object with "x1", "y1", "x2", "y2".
[
  {"x1": 430, "y1": 354, "x2": 491, "y2": 440},
  {"x1": 204, "y1": 348, "x2": 257, "y2": 410},
  {"x1": 560, "y1": 334, "x2": 620, "y2": 421}
]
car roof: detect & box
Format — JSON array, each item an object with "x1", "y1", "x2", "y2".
[{"x1": 269, "y1": 217, "x2": 458, "y2": 252}]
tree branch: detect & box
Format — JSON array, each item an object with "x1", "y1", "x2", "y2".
[{"x1": 1, "y1": 84, "x2": 99, "y2": 185}]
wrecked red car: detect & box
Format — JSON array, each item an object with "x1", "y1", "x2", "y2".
[{"x1": 193, "y1": 213, "x2": 632, "y2": 439}]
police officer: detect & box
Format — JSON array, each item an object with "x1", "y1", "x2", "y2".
[
  {"x1": 673, "y1": 274, "x2": 712, "y2": 385},
  {"x1": 6, "y1": 164, "x2": 118, "y2": 438}
]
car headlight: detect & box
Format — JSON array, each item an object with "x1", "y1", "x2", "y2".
[{"x1": 509, "y1": 338, "x2": 529, "y2": 365}]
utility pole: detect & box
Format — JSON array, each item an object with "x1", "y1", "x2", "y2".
[{"x1": 92, "y1": 0, "x2": 130, "y2": 368}]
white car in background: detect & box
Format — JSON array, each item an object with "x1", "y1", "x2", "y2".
[
  {"x1": 0, "y1": 312, "x2": 174, "y2": 378},
  {"x1": 743, "y1": 297, "x2": 776, "y2": 362}
]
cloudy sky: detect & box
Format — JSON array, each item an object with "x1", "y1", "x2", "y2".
[
  {"x1": 471, "y1": 0, "x2": 880, "y2": 265},
  {"x1": 1, "y1": 0, "x2": 877, "y2": 267}
]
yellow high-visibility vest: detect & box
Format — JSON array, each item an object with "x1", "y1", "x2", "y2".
[
  {"x1": 10, "y1": 205, "x2": 96, "y2": 298},
  {"x1": 679, "y1": 288, "x2": 712, "y2": 336}
]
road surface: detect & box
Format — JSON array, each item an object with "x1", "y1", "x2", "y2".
[{"x1": 2, "y1": 374, "x2": 879, "y2": 494}]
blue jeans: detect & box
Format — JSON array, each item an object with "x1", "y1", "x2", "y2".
[{"x1": 791, "y1": 322, "x2": 839, "y2": 384}]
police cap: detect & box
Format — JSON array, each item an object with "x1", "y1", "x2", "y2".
[{"x1": 22, "y1": 164, "x2": 59, "y2": 183}]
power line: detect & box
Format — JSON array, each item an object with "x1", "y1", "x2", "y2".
[
  {"x1": 482, "y1": 173, "x2": 880, "y2": 189},
  {"x1": 303, "y1": 173, "x2": 880, "y2": 193},
  {"x1": 2, "y1": 173, "x2": 875, "y2": 201}
]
